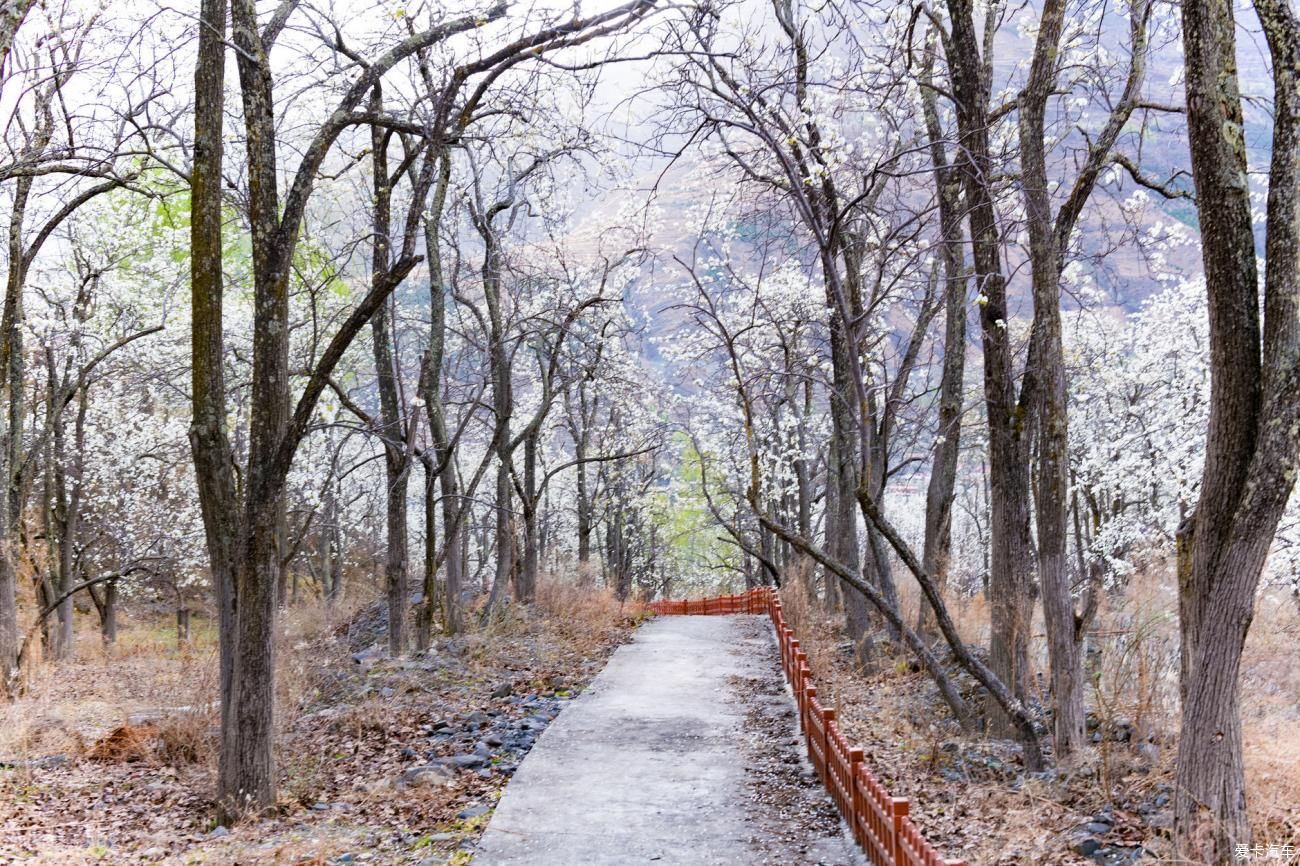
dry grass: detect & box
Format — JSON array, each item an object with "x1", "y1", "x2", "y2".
[
  {"x1": 485, "y1": 578, "x2": 650, "y2": 659},
  {"x1": 778, "y1": 558, "x2": 1300, "y2": 864},
  {"x1": 895, "y1": 578, "x2": 991, "y2": 649},
  {"x1": 1, "y1": 576, "x2": 640, "y2": 864},
  {"x1": 1240, "y1": 589, "x2": 1300, "y2": 847},
  {"x1": 0, "y1": 611, "x2": 218, "y2": 762}
]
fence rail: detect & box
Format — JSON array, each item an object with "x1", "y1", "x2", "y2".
[{"x1": 648, "y1": 587, "x2": 965, "y2": 866}]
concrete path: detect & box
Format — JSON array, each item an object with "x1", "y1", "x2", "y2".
[{"x1": 472, "y1": 615, "x2": 862, "y2": 866}]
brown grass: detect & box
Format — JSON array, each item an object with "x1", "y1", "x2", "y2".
[
  {"x1": 86, "y1": 723, "x2": 159, "y2": 763},
  {"x1": 777, "y1": 557, "x2": 1300, "y2": 863},
  {"x1": 1241, "y1": 589, "x2": 1300, "y2": 846}
]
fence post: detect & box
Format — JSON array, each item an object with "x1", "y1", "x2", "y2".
[
  {"x1": 891, "y1": 798, "x2": 910, "y2": 866},
  {"x1": 788, "y1": 642, "x2": 799, "y2": 693},
  {"x1": 821, "y1": 707, "x2": 835, "y2": 789},
  {"x1": 848, "y1": 746, "x2": 865, "y2": 846}
]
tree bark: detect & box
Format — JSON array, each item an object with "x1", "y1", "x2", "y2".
[
  {"x1": 1173, "y1": 0, "x2": 1300, "y2": 859},
  {"x1": 944, "y1": 0, "x2": 1036, "y2": 737},
  {"x1": 368, "y1": 88, "x2": 411, "y2": 657},
  {"x1": 917, "y1": 39, "x2": 967, "y2": 642},
  {"x1": 1016, "y1": 0, "x2": 1080, "y2": 759}
]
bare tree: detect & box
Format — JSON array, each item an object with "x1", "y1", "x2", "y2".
[
  {"x1": 189, "y1": 0, "x2": 659, "y2": 816},
  {"x1": 1173, "y1": 0, "x2": 1300, "y2": 859}
]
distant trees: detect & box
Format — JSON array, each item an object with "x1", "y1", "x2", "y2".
[{"x1": 0, "y1": 4, "x2": 154, "y2": 693}]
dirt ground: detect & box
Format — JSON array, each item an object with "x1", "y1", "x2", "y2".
[
  {"x1": 0, "y1": 585, "x2": 642, "y2": 866},
  {"x1": 776, "y1": 572, "x2": 1300, "y2": 866}
]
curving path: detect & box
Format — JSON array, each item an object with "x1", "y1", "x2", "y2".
[{"x1": 472, "y1": 614, "x2": 863, "y2": 866}]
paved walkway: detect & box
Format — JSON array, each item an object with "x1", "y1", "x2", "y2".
[{"x1": 472, "y1": 615, "x2": 861, "y2": 866}]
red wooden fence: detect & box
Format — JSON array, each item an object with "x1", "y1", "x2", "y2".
[{"x1": 648, "y1": 587, "x2": 965, "y2": 866}]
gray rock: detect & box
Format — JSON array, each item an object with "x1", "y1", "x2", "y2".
[
  {"x1": 1072, "y1": 837, "x2": 1102, "y2": 857},
  {"x1": 400, "y1": 764, "x2": 456, "y2": 787},
  {"x1": 1086, "y1": 822, "x2": 1113, "y2": 835},
  {"x1": 448, "y1": 753, "x2": 486, "y2": 769},
  {"x1": 491, "y1": 683, "x2": 513, "y2": 699},
  {"x1": 351, "y1": 644, "x2": 385, "y2": 666},
  {"x1": 458, "y1": 802, "x2": 492, "y2": 819},
  {"x1": 209, "y1": 826, "x2": 229, "y2": 838}
]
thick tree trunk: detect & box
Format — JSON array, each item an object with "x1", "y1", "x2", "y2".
[
  {"x1": 1173, "y1": 0, "x2": 1300, "y2": 858},
  {"x1": 217, "y1": 0, "x2": 290, "y2": 819},
  {"x1": 417, "y1": 148, "x2": 464, "y2": 636},
  {"x1": 368, "y1": 87, "x2": 412, "y2": 657},
  {"x1": 945, "y1": 0, "x2": 1035, "y2": 738},
  {"x1": 827, "y1": 272, "x2": 869, "y2": 649},
  {"x1": 189, "y1": 0, "x2": 239, "y2": 753},
  {"x1": 486, "y1": 460, "x2": 514, "y2": 613},
  {"x1": 0, "y1": 174, "x2": 31, "y2": 694},
  {"x1": 220, "y1": 522, "x2": 278, "y2": 819},
  {"x1": 1017, "y1": 0, "x2": 1082, "y2": 759},
  {"x1": 440, "y1": 465, "x2": 464, "y2": 632}
]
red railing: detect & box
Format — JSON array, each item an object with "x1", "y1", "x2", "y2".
[{"x1": 648, "y1": 587, "x2": 965, "y2": 866}]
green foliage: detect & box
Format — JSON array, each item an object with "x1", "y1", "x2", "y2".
[{"x1": 647, "y1": 434, "x2": 741, "y2": 594}]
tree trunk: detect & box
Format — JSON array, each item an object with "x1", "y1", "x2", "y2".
[
  {"x1": 189, "y1": 0, "x2": 239, "y2": 757},
  {"x1": 917, "y1": 45, "x2": 967, "y2": 641},
  {"x1": 486, "y1": 459, "x2": 514, "y2": 613},
  {"x1": 418, "y1": 148, "x2": 464, "y2": 636},
  {"x1": 0, "y1": 173, "x2": 32, "y2": 694},
  {"x1": 418, "y1": 461, "x2": 437, "y2": 651},
  {"x1": 219, "y1": 0, "x2": 290, "y2": 819},
  {"x1": 945, "y1": 0, "x2": 1035, "y2": 737},
  {"x1": 1173, "y1": 0, "x2": 1300, "y2": 858},
  {"x1": 516, "y1": 432, "x2": 540, "y2": 603},
  {"x1": 55, "y1": 387, "x2": 88, "y2": 661},
  {"x1": 1017, "y1": 0, "x2": 1083, "y2": 759},
  {"x1": 101, "y1": 581, "x2": 117, "y2": 647},
  {"x1": 320, "y1": 477, "x2": 339, "y2": 604}
]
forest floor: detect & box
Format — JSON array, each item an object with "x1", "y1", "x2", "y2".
[
  {"x1": 0, "y1": 583, "x2": 643, "y2": 866},
  {"x1": 778, "y1": 566, "x2": 1300, "y2": 865},
  {"x1": 2, "y1": 570, "x2": 1296, "y2": 866}
]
